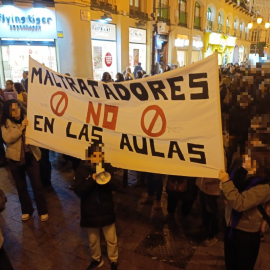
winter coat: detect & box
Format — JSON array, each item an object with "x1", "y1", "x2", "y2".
[
  {"x1": 133, "y1": 65, "x2": 143, "y2": 78},
  {"x1": 1, "y1": 119, "x2": 41, "y2": 162},
  {"x1": 222, "y1": 180, "x2": 270, "y2": 232},
  {"x1": 74, "y1": 162, "x2": 118, "y2": 228}
]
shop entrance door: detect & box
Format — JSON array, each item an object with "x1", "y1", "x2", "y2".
[{"x1": 1, "y1": 40, "x2": 57, "y2": 84}]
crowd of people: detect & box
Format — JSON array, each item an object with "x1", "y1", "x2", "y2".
[{"x1": 0, "y1": 62, "x2": 270, "y2": 270}]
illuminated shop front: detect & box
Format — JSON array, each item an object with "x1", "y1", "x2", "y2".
[
  {"x1": 204, "y1": 33, "x2": 236, "y2": 65},
  {"x1": 0, "y1": 5, "x2": 58, "y2": 87},
  {"x1": 91, "y1": 21, "x2": 117, "y2": 81},
  {"x1": 129, "y1": 27, "x2": 146, "y2": 72}
]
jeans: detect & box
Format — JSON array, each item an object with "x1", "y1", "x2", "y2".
[
  {"x1": 87, "y1": 223, "x2": 118, "y2": 263},
  {"x1": 224, "y1": 226, "x2": 260, "y2": 270},
  {"x1": 146, "y1": 173, "x2": 163, "y2": 200},
  {"x1": 39, "y1": 148, "x2": 52, "y2": 187},
  {"x1": 200, "y1": 191, "x2": 219, "y2": 239},
  {"x1": 8, "y1": 153, "x2": 48, "y2": 216},
  {"x1": 167, "y1": 192, "x2": 194, "y2": 216},
  {"x1": 0, "y1": 247, "x2": 13, "y2": 270}
]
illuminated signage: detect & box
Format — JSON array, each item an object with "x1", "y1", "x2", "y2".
[
  {"x1": 0, "y1": 6, "x2": 56, "y2": 38},
  {"x1": 91, "y1": 21, "x2": 116, "y2": 41}
]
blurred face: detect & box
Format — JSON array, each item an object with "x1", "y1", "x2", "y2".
[
  {"x1": 5, "y1": 81, "x2": 13, "y2": 90},
  {"x1": 106, "y1": 73, "x2": 110, "y2": 80},
  {"x1": 10, "y1": 103, "x2": 21, "y2": 119},
  {"x1": 13, "y1": 85, "x2": 17, "y2": 93},
  {"x1": 242, "y1": 154, "x2": 257, "y2": 175},
  {"x1": 23, "y1": 72, "x2": 27, "y2": 79},
  {"x1": 86, "y1": 150, "x2": 104, "y2": 164},
  {"x1": 116, "y1": 74, "x2": 119, "y2": 80}
]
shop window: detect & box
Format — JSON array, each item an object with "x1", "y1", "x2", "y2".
[
  {"x1": 207, "y1": 8, "x2": 212, "y2": 31},
  {"x1": 130, "y1": 0, "x2": 140, "y2": 11},
  {"x1": 178, "y1": 0, "x2": 187, "y2": 27}
]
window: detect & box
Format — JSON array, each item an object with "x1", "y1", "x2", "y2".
[
  {"x1": 194, "y1": 2, "x2": 201, "y2": 29},
  {"x1": 240, "y1": 23, "x2": 243, "y2": 38},
  {"x1": 179, "y1": 0, "x2": 187, "y2": 26},
  {"x1": 130, "y1": 0, "x2": 140, "y2": 11},
  {"x1": 226, "y1": 17, "x2": 229, "y2": 26},
  {"x1": 207, "y1": 8, "x2": 212, "y2": 21},
  {"x1": 234, "y1": 19, "x2": 237, "y2": 29},
  {"x1": 218, "y1": 13, "x2": 221, "y2": 24},
  {"x1": 157, "y1": 0, "x2": 169, "y2": 20}
]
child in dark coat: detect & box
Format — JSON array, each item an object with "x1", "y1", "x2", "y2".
[{"x1": 74, "y1": 144, "x2": 119, "y2": 270}]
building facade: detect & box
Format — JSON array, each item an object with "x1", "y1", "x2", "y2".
[{"x1": 0, "y1": 0, "x2": 254, "y2": 87}]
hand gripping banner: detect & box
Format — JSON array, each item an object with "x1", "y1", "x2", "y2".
[{"x1": 26, "y1": 54, "x2": 224, "y2": 178}]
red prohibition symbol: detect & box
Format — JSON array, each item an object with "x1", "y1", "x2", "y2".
[
  {"x1": 50, "y1": 91, "x2": 69, "y2": 117},
  {"x1": 141, "y1": 105, "x2": 167, "y2": 137}
]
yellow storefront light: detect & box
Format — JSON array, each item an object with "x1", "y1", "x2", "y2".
[
  {"x1": 265, "y1": 22, "x2": 270, "y2": 29},
  {"x1": 248, "y1": 21, "x2": 253, "y2": 29}
]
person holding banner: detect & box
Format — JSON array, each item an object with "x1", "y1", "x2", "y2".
[
  {"x1": 74, "y1": 143, "x2": 119, "y2": 270},
  {"x1": 219, "y1": 149, "x2": 270, "y2": 270},
  {"x1": 0, "y1": 100, "x2": 49, "y2": 222}
]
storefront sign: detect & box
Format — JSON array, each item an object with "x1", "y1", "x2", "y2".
[
  {"x1": 105, "y1": 52, "x2": 112, "y2": 67},
  {"x1": 193, "y1": 40, "x2": 203, "y2": 48},
  {"x1": 27, "y1": 54, "x2": 224, "y2": 178},
  {"x1": 0, "y1": 6, "x2": 56, "y2": 39},
  {"x1": 91, "y1": 21, "x2": 116, "y2": 41},
  {"x1": 175, "y1": 38, "x2": 189, "y2": 47},
  {"x1": 157, "y1": 34, "x2": 168, "y2": 42},
  {"x1": 129, "y1": 27, "x2": 146, "y2": 44}
]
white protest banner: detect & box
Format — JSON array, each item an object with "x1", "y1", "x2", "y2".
[{"x1": 26, "y1": 53, "x2": 224, "y2": 178}]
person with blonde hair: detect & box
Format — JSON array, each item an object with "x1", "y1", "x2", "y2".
[{"x1": 126, "y1": 67, "x2": 134, "y2": 80}]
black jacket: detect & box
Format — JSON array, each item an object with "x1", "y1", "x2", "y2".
[{"x1": 74, "y1": 163, "x2": 117, "y2": 228}]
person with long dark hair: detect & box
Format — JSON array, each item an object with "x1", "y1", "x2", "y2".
[
  {"x1": 0, "y1": 99, "x2": 48, "y2": 222},
  {"x1": 4, "y1": 80, "x2": 14, "y2": 92},
  {"x1": 102, "y1": 72, "x2": 113, "y2": 83},
  {"x1": 115, "y1": 73, "x2": 124, "y2": 82},
  {"x1": 13, "y1": 83, "x2": 27, "y2": 107}
]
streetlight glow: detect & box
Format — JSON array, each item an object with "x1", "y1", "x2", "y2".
[
  {"x1": 257, "y1": 16, "x2": 263, "y2": 24},
  {"x1": 265, "y1": 22, "x2": 270, "y2": 29},
  {"x1": 248, "y1": 22, "x2": 253, "y2": 29}
]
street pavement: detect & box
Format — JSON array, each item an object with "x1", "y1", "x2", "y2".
[{"x1": 0, "y1": 152, "x2": 269, "y2": 270}]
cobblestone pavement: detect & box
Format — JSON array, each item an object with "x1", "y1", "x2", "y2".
[{"x1": 0, "y1": 153, "x2": 269, "y2": 270}]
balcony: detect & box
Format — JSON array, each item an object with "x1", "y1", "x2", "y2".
[
  {"x1": 194, "y1": 16, "x2": 201, "y2": 30},
  {"x1": 225, "y1": 0, "x2": 255, "y2": 16},
  {"x1": 157, "y1": 5, "x2": 170, "y2": 24},
  {"x1": 233, "y1": 29, "x2": 237, "y2": 37},
  {"x1": 226, "y1": 26, "x2": 230, "y2": 35},
  {"x1": 207, "y1": 20, "x2": 212, "y2": 31},
  {"x1": 129, "y1": 9, "x2": 148, "y2": 20},
  {"x1": 217, "y1": 23, "x2": 223, "y2": 33},
  {"x1": 90, "y1": 0, "x2": 117, "y2": 14},
  {"x1": 179, "y1": 12, "x2": 187, "y2": 27}
]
